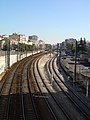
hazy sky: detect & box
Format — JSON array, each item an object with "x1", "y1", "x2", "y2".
[{"x1": 0, "y1": 0, "x2": 90, "y2": 44}]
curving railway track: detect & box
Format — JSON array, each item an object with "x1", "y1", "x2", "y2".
[
  {"x1": 0, "y1": 51, "x2": 90, "y2": 120},
  {"x1": 46, "y1": 54, "x2": 90, "y2": 120},
  {"x1": 0, "y1": 52, "x2": 48, "y2": 120},
  {"x1": 30, "y1": 54, "x2": 56, "y2": 120},
  {"x1": 35, "y1": 55, "x2": 73, "y2": 120}
]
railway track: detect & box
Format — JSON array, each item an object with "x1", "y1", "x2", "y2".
[
  {"x1": 47, "y1": 55, "x2": 90, "y2": 120},
  {"x1": 34, "y1": 54, "x2": 74, "y2": 120},
  {"x1": 31, "y1": 54, "x2": 56, "y2": 120},
  {"x1": 19, "y1": 54, "x2": 40, "y2": 120},
  {"x1": 0, "y1": 60, "x2": 22, "y2": 119},
  {"x1": 1, "y1": 51, "x2": 90, "y2": 120},
  {"x1": 0, "y1": 52, "x2": 45, "y2": 120}
]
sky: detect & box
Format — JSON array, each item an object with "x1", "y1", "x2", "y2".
[{"x1": 0, "y1": 0, "x2": 90, "y2": 44}]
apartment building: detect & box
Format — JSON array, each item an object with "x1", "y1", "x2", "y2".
[
  {"x1": 28, "y1": 35, "x2": 38, "y2": 46},
  {"x1": 9, "y1": 33, "x2": 28, "y2": 44}
]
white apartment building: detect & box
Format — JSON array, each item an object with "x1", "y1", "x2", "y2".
[
  {"x1": 28, "y1": 35, "x2": 38, "y2": 46},
  {"x1": 9, "y1": 33, "x2": 29, "y2": 44}
]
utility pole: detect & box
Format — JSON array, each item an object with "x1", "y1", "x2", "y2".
[
  {"x1": 86, "y1": 80, "x2": 89, "y2": 97},
  {"x1": 57, "y1": 43, "x2": 59, "y2": 56},
  {"x1": 19, "y1": 44, "x2": 22, "y2": 60},
  {"x1": 4, "y1": 44, "x2": 6, "y2": 70},
  {"x1": 17, "y1": 35, "x2": 20, "y2": 62},
  {"x1": 25, "y1": 44, "x2": 27, "y2": 57},
  {"x1": 85, "y1": 70, "x2": 89, "y2": 97},
  {"x1": 6, "y1": 40, "x2": 10, "y2": 68},
  {"x1": 17, "y1": 41, "x2": 19, "y2": 62},
  {"x1": 50, "y1": 45, "x2": 52, "y2": 58},
  {"x1": 74, "y1": 40, "x2": 77, "y2": 82},
  {"x1": 5, "y1": 39, "x2": 10, "y2": 69}
]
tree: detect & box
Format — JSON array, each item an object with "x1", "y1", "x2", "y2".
[
  {"x1": 78, "y1": 38, "x2": 87, "y2": 53},
  {"x1": 66, "y1": 43, "x2": 75, "y2": 54}
]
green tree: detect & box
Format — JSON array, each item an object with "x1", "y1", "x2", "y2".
[
  {"x1": 67, "y1": 43, "x2": 75, "y2": 53},
  {"x1": 78, "y1": 38, "x2": 87, "y2": 53}
]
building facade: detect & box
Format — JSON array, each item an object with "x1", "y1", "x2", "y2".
[{"x1": 28, "y1": 35, "x2": 38, "y2": 46}]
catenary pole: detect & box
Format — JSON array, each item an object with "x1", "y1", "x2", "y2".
[{"x1": 74, "y1": 40, "x2": 77, "y2": 82}]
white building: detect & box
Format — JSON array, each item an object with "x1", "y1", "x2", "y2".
[
  {"x1": 28, "y1": 35, "x2": 38, "y2": 46},
  {"x1": 9, "y1": 33, "x2": 29, "y2": 44},
  {"x1": 38, "y1": 40, "x2": 45, "y2": 50}
]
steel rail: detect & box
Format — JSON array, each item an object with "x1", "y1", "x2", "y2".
[
  {"x1": 48, "y1": 56, "x2": 90, "y2": 120},
  {"x1": 0, "y1": 53, "x2": 42, "y2": 120},
  {"x1": 53, "y1": 57, "x2": 90, "y2": 117},
  {"x1": 32, "y1": 55, "x2": 57, "y2": 120},
  {"x1": 7, "y1": 56, "x2": 31, "y2": 120},
  {"x1": 27, "y1": 66, "x2": 39, "y2": 120},
  {"x1": 57, "y1": 55, "x2": 90, "y2": 108},
  {"x1": 0, "y1": 62, "x2": 19, "y2": 96},
  {"x1": 35, "y1": 56, "x2": 72, "y2": 120}
]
